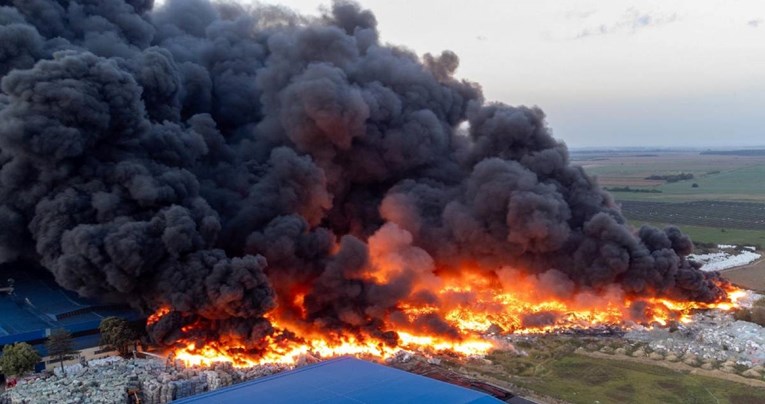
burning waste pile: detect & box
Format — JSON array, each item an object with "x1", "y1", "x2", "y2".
[
  {"x1": 0, "y1": 0, "x2": 744, "y2": 372},
  {"x1": 624, "y1": 291, "x2": 765, "y2": 367},
  {"x1": 553, "y1": 291, "x2": 765, "y2": 381}
]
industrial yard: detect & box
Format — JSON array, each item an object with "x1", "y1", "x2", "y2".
[
  {"x1": 1, "y1": 357, "x2": 288, "y2": 404},
  {"x1": 4, "y1": 288, "x2": 765, "y2": 403},
  {"x1": 1, "y1": 0, "x2": 764, "y2": 402}
]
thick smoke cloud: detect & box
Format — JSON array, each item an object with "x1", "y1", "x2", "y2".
[{"x1": 0, "y1": 0, "x2": 724, "y2": 349}]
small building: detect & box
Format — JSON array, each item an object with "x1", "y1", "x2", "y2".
[
  {"x1": 0, "y1": 266, "x2": 141, "y2": 373},
  {"x1": 175, "y1": 357, "x2": 505, "y2": 403}
]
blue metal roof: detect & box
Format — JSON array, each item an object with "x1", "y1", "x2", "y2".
[
  {"x1": 35, "y1": 333, "x2": 103, "y2": 357},
  {"x1": 175, "y1": 357, "x2": 503, "y2": 404},
  {"x1": 0, "y1": 266, "x2": 141, "y2": 346}
]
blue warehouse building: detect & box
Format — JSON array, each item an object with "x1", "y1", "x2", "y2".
[
  {"x1": 0, "y1": 266, "x2": 141, "y2": 372},
  {"x1": 176, "y1": 357, "x2": 514, "y2": 404}
]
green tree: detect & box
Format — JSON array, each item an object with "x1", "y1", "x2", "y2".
[
  {"x1": 0, "y1": 342, "x2": 40, "y2": 376},
  {"x1": 99, "y1": 317, "x2": 136, "y2": 356},
  {"x1": 45, "y1": 329, "x2": 78, "y2": 374}
]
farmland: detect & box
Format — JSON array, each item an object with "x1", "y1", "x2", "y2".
[
  {"x1": 575, "y1": 151, "x2": 765, "y2": 203},
  {"x1": 574, "y1": 150, "x2": 765, "y2": 247},
  {"x1": 626, "y1": 220, "x2": 765, "y2": 247},
  {"x1": 619, "y1": 200, "x2": 765, "y2": 231}
]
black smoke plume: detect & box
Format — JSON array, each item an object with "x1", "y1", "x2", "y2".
[{"x1": 0, "y1": 0, "x2": 724, "y2": 349}]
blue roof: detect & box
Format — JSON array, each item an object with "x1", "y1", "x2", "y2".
[
  {"x1": 175, "y1": 357, "x2": 503, "y2": 404},
  {"x1": 35, "y1": 333, "x2": 104, "y2": 357},
  {"x1": 0, "y1": 266, "x2": 141, "y2": 346}
]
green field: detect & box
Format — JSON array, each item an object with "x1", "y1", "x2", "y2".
[
  {"x1": 649, "y1": 165, "x2": 765, "y2": 202},
  {"x1": 515, "y1": 354, "x2": 765, "y2": 404},
  {"x1": 627, "y1": 220, "x2": 765, "y2": 247},
  {"x1": 450, "y1": 339, "x2": 765, "y2": 404},
  {"x1": 577, "y1": 152, "x2": 765, "y2": 203},
  {"x1": 574, "y1": 152, "x2": 765, "y2": 246}
]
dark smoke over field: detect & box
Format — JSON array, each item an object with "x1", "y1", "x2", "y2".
[{"x1": 0, "y1": 0, "x2": 724, "y2": 347}]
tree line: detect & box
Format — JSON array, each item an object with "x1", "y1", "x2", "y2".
[{"x1": 644, "y1": 173, "x2": 694, "y2": 183}]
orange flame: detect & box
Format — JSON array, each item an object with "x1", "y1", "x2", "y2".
[
  {"x1": 156, "y1": 270, "x2": 745, "y2": 368},
  {"x1": 147, "y1": 306, "x2": 170, "y2": 326}
]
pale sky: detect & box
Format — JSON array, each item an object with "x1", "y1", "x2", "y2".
[{"x1": 188, "y1": 1, "x2": 765, "y2": 148}]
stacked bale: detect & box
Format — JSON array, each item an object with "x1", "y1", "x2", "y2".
[{"x1": 0, "y1": 357, "x2": 301, "y2": 404}]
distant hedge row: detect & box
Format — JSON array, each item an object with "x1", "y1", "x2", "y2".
[
  {"x1": 645, "y1": 173, "x2": 694, "y2": 183},
  {"x1": 604, "y1": 186, "x2": 662, "y2": 193}
]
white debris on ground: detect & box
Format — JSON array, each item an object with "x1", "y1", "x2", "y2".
[
  {"x1": 620, "y1": 290, "x2": 765, "y2": 369},
  {"x1": 0, "y1": 357, "x2": 292, "y2": 404},
  {"x1": 625, "y1": 311, "x2": 765, "y2": 366},
  {"x1": 688, "y1": 244, "x2": 761, "y2": 272}
]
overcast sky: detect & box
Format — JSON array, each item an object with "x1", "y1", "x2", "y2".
[{"x1": 245, "y1": 1, "x2": 765, "y2": 148}]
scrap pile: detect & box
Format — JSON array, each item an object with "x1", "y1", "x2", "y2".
[{"x1": 1, "y1": 357, "x2": 289, "y2": 404}]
